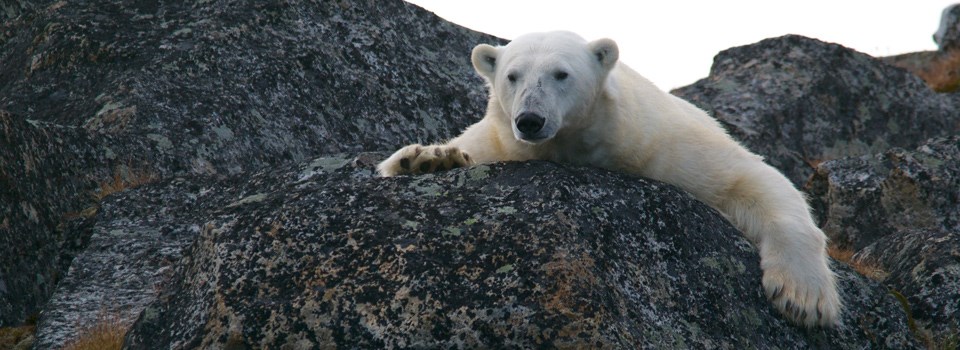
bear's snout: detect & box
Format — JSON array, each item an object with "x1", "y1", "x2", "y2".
[{"x1": 515, "y1": 112, "x2": 545, "y2": 137}]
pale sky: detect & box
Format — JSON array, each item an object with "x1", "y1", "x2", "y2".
[{"x1": 406, "y1": 1, "x2": 956, "y2": 90}]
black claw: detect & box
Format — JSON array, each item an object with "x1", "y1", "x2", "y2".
[
  {"x1": 436, "y1": 163, "x2": 447, "y2": 172},
  {"x1": 462, "y1": 153, "x2": 471, "y2": 162},
  {"x1": 450, "y1": 162, "x2": 462, "y2": 169},
  {"x1": 769, "y1": 286, "x2": 783, "y2": 300},
  {"x1": 419, "y1": 162, "x2": 430, "y2": 173},
  {"x1": 400, "y1": 158, "x2": 410, "y2": 170}
]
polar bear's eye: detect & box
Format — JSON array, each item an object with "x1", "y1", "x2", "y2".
[
  {"x1": 507, "y1": 74, "x2": 517, "y2": 83},
  {"x1": 554, "y1": 71, "x2": 569, "y2": 81}
]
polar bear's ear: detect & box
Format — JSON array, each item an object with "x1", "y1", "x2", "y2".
[
  {"x1": 471, "y1": 44, "x2": 499, "y2": 81},
  {"x1": 588, "y1": 38, "x2": 619, "y2": 71}
]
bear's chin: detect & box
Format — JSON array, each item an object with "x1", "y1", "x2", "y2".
[
  {"x1": 514, "y1": 133, "x2": 553, "y2": 145},
  {"x1": 512, "y1": 128, "x2": 557, "y2": 145}
]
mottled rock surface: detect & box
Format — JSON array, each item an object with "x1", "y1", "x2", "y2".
[
  {"x1": 31, "y1": 177, "x2": 215, "y2": 349},
  {"x1": 0, "y1": 0, "x2": 502, "y2": 177},
  {"x1": 120, "y1": 155, "x2": 918, "y2": 349},
  {"x1": 0, "y1": 0, "x2": 38, "y2": 20},
  {"x1": 808, "y1": 136, "x2": 960, "y2": 250},
  {"x1": 855, "y1": 228, "x2": 960, "y2": 343},
  {"x1": 33, "y1": 154, "x2": 381, "y2": 349},
  {"x1": 3, "y1": 0, "x2": 956, "y2": 347},
  {"x1": 1, "y1": 0, "x2": 500, "y2": 333},
  {"x1": 808, "y1": 137, "x2": 960, "y2": 342},
  {"x1": 673, "y1": 35, "x2": 960, "y2": 186},
  {"x1": 935, "y1": 4, "x2": 960, "y2": 51},
  {"x1": 0, "y1": 110, "x2": 114, "y2": 327}
]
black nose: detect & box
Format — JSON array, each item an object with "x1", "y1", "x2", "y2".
[{"x1": 516, "y1": 112, "x2": 545, "y2": 135}]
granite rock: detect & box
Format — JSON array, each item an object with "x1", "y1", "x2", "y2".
[
  {"x1": 1, "y1": 0, "x2": 500, "y2": 332},
  {"x1": 855, "y1": 228, "x2": 960, "y2": 344},
  {"x1": 4, "y1": 0, "x2": 955, "y2": 347},
  {"x1": 673, "y1": 35, "x2": 960, "y2": 186},
  {"x1": 808, "y1": 136, "x2": 960, "y2": 250},
  {"x1": 0, "y1": 0, "x2": 42, "y2": 21},
  {"x1": 0, "y1": 110, "x2": 114, "y2": 327},
  {"x1": 0, "y1": 0, "x2": 502, "y2": 177},
  {"x1": 119, "y1": 155, "x2": 918, "y2": 349},
  {"x1": 33, "y1": 154, "x2": 378, "y2": 348},
  {"x1": 808, "y1": 137, "x2": 960, "y2": 343},
  {"x1": 935, "y1": 4, "x2": 960, "y2": 51}
]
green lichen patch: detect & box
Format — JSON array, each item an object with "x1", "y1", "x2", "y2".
[{"x1": 226, "y1": 193, "x2": 268, "y2": 208}]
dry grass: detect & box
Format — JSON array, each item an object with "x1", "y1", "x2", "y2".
[
  {"x1": 62, "y1": 314, "x2": 129, "y2": 350},
  {"x1": 91, "y1": 167, "x2": 157, "y2": 202},
  {"x1": 919, "y1": 327, "x2": 960, "y2": 350},
  {"x1": 0, "y1": 324, "x2": 35, "y2": 350},
  {"x1": 827, "y1": 245, "x2": 889, "y2": 281},
  {"x1": 896, "y1": 49, "x2": 960, "y2": 93},
  {"x1": 840, "y1": 249, "x2": 958, "y2": 350}
]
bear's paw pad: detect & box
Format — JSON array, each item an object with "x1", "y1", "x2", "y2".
[{"x1": 378, "y1": 144, "x2": 472, "y2": 176}]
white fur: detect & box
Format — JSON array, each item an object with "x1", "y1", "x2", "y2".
[{"x1": 378, "y1": 31, "x2": 840, "y2": 327}]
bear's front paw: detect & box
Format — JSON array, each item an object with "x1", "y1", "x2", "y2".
[
  {"x1": 377, "y1": 144, "x2": 473, "y2": 177},
  {"x1": 762, "y1": 257, "x2": 841, "y2": 327}
]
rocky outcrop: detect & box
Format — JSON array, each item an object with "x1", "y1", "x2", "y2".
[
  {"x1": 0, "y1": 111, "x2": 113, "y2": 327},
  {"x1": 4, "y1": 0, "x2": 958, "y2": 347},
  {"x1": 855, "y1": 228, "x2": 959, "y2": 344},
  {"x1": 935, "y1": 4, "x2": 960, "y2": 51},
  {"x1": 0, "y1": 0, "x2": 38, "y2": 21},
  {"x1": 808, "y1": 137, "x2": 960, "y2": 343},
  {"x1": 31, "y1": 176, "x2": 215, "y2": 349},
  {"x1": 808, "y1": 137, "x2": 959, "y2": 250},
  {"x1": 673, "y1": 35, "x2": 960, "y2": 186},
  {"x1": 117, "y1": 155, "x2": 917, "y2": 349},
  {"x1": 0, "y1": 0, "x2": 502, "y2": 178},
  {"x1": 1, "y1": 0, "x2": 500, "y2": 333}
]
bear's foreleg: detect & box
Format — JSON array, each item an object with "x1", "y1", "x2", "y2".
[
  {"x1": 715, "y1": 163, "x2": 841, "y2": 327},
  {"x1": 378, "y1": 118, "x2": 507, "y2": 177}
]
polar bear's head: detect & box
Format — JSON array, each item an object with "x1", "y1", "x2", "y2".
[{"x1": 471, "y1": 31, "x2": 619, "y2": 143}]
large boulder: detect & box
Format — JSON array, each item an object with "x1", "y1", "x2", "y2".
[
  {"x1": 0, "y1": 0, "x2": 502, "y2": 177},
  {"x1": 32, "y1": 154, "x2": 377, "y2": 348},
  {"x1": 5, "y1": 0, "x2": 954, "y2": 347},
  {"x1": 673, "y1": 35, "x2": 960, "y2": 186},
  {"x1": 855, "y1": 228, "x2": 960, "y2": 344},
  {"x1": 0, "y1": 110, "x2": 113, "y2": 327},
  {"x1": 808, "y1": 136, "x2": 960, "y2": 250},
  {"x1": 118, "y1": 155, "x2": 917, "y2": 349},
  {"x1": 808, "y1": 137, "x2": 960, "y2": 344},
  {"x1": 935, "y1": 4, "x2": 960, "y2": 51},
  {"x1": 1, "y1": 0, "x2": 500, "y2": 332},
  {"x1": 31, "y1": 175, "x2": 224, "y2": 349}
]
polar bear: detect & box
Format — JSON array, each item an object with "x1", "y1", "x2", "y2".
[{"x1": 378, "y1": 31, "x2": 840, "y2": 327}]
